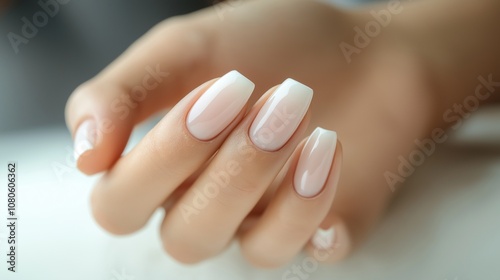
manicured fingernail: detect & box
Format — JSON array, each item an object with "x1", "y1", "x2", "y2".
[
  {"x1": 249, "y1": 78, "x2": 313, "y2": 151},
  {"x1": 187, "y1": 70, "x2": 255, "y2": 140},
  {"x1": 294, "y1": 127, "x2": 337, "y2": 198},
  {"x1": 74, "y1": 119, "x2": 97, "y2": 161},
  {"x1": 312, "y1": 226, "x2": 336, "y2": 250}
]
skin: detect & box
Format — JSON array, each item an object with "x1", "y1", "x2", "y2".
[{"x1": 64, "y1": 0, "x2": 500, "y2": 267}]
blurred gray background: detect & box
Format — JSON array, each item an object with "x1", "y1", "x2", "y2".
[
  {"x1": 0, "y1": 0, "x2": 381, "y2": 133},
  {"x1": 0, "y1": 0, "x2": 211, "y2": 133}
]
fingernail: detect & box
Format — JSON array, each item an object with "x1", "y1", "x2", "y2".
[
  {"x1": 312, "y1": 226, "x2": 336, "y2": 250},
  {"x1": 187, "y1": 70, "x2": 255, "y2": 140},
  {"x1": 249, "y1": 78, "x2": 313, "y2": 151},
  {"x1": 74, "y1": 119, "x2": 97, "y2": 161},
  {"x1": 294, "y1": 127, "x2": 337, "y2": 198}
]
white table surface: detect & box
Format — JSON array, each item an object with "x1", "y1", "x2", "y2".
[{"x1": 1, "y1": 108, "x2": 500, "y2": 280}]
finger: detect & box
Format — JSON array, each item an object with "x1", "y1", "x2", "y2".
[
  {"x1": 91, "y1": 71, "x2": 255, "y2": 234},
  {"x1": 240, "y1": 128, "x2": 342, "y2": 267},
  {"x1": 66, "y1": 15, "x2": 215, "y2": 174},
  {"x1": 161, "y1": 159, "x2": 212, "y2": 212},
  {"x1": 304, "y1": 215, "x2": 351, "y2": 264},
  {"x1": 163, "y1": 161, "x2": 283, "y2": 216},
  {"x1": 161, "y1": 79, "x2": 313, "y2": 264}
]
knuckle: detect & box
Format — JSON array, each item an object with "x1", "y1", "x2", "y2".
[
  {"x1": 160, "y1": 227, "x2": 208, "y2": 264},
  {"x1": 152, "y1": 15, "x2": 213, "y2": 79},
  {"x1": 160, "y1": 215, "x2": 229, "y2": 264},
  {"x1": 154, "y1": 15, "x2": 210, "y2": 52},
  {"x1": 203, "y1": 176, "x2": 262, "y2": 210},
  {"x1": 90, "y1": 189, "x2": 122, "y2": 235},
  {"x1": 145, "y1": 129, "x2": 190, "y2": 176},
  {"x1": 231, "y1": 175, "x2": 262, "y2": 195},
  {"x1": 66, "y1": 79, "x2": 122, "y2": 127},
  {"x1": 90, "y1": 185, "x2": 142, "y2": 235},
  {"x1": 65, "y1": 81, "x2": 95, "y2": 118},
  {"x1": 154, "y1": 15, "x2": 186, "y2": 30}
]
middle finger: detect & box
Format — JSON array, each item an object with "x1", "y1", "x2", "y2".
[{"x1": 161, "y1": 78, "x2": 313, "y2": 263}]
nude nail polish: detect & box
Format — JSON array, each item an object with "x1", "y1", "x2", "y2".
[
  {"x1": 312, "y1": 226, "x2": 336, "y2": 250},
  {"x1": 187, "y1": 70, "x2": 255, "y2": 141},
  {"x1": 74, "y1": 119, "x2": 97, "y2": 161},
  {"x1": 294, "y1": 127, "x2": 337, "y2": 198},
  {"x1": 249, "y1": 79, "x2": 313, "y2": 151}
]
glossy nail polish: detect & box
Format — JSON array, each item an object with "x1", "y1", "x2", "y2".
[
  {"x1": 187, "y1": 70, "x2": 255, "y2": 141},
  {"x1": 74, "y1": 119, "x2": 97, "y2": 161},
  {"x1": 294, "y1": 127, "x2": 337, "y2": 198},
  {"x1": 312, "y1": 226, "x2": 336, "y2": 250},
  {"x1": 249, "y1": 78, "x2": 313, "y2": 151}
]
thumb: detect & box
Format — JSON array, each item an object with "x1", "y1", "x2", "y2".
[{"x1": 65, "y1": 15, "x2": 216, "y2": 174}]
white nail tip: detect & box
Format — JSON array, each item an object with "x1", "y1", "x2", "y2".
[
  {"x1": 187, "y1": 70, "x2": 254, "y2": 140},
  {"x1": 312, "y1": 226, "x2": 336, "y2": 250},
  {"x1": 294, "y1": 127, "x2": 337, "y2": 198},
  {"x1": 249, "y1": 78, "x2": 313, "y2": 151},
  {"x1": 73, "y1": 120, "x2": 96, "y2": 161}
]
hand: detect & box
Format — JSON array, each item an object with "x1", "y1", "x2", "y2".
[{"x1": 66, "y1": 0, "x2": 439, "y2": 266}]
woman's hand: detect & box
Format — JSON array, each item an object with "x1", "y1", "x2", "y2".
[
  {"x1": 75, "y1": 69, "x2": 343, "y2": 266},
  {"x1": 66, "y1": 0, "x2": 445, "y2": 266}
]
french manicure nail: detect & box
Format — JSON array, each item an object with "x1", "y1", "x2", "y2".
[
  {"x1": 249, "y1": 78, "x2": 313, "y2": 151},
  {"x1": 187, "y1": 70, "x2": 255, "y2": 140},
  {"x1": 294, "y1": 127, "x2": 337, "y2": 198},
  {"x1": 74, "y1": 119, "x2": 97, "y2": 161},
  {"x1": 312, "y1": 226, "x2": 336, "y2": 250}
]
